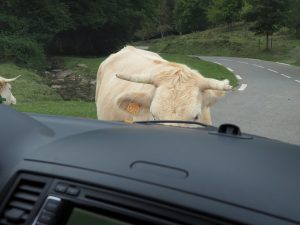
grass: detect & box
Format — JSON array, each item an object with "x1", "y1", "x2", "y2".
[
  {"x1": 15, "y1": 101, "x2": 97, "y2": 119},
  {"x1": 161, "y1": 53, "x2": 238, "y2": 87},
  {"x1": 0, "y1": 63, "x2": 95, "y2": 118},
  {"x1": 59, "y1": 53, "x2": 238, "y2": 86},
  {"x1": 1, "y1": 51, "x2": 237, "y2": 118},
  {"x1": 148, "y1": 24, "x2": 300, "y2": 66},
  {"x1": 0, "y1": 63, "x2": 61, "y2": 103}
]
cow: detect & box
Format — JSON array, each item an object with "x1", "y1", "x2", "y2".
[
  {"x1": 0, "y1": 75, "x2": 21, "y2": 105},
  {"x1": 95, "y1": 46, "x2": 231, "y2": 125}
]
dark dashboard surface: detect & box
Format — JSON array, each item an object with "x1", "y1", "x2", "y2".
[{"x1": 0, "y1": 105, "x2": 299, "y2": 225}]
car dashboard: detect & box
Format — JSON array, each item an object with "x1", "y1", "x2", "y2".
[{"x1": 0, "y1": 105, "x2": 299, "y2": 225}]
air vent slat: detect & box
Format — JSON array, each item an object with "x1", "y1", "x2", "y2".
[
  {"x1": 0, "y1": 218, "x2": 8, "y2": 224},
  {"x1": 0, "y1": 176, "x2": 49, "y2": 225},
  {"x1": 9, "y1": 200, "x2": 34, "y2": 211},
  {"x1": 14, "y1": 192, "x2": 39, "y2": 202},
  {"x1": 19, "y1": 184, "x2": 43, "y2": 194},
  {"x1": 0, "y1": 221, "x2": 18, "y2": 225}
]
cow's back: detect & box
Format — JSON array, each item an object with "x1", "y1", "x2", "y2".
[{"x1": 96, "y1": 46, "x2": 164, "y2": 120}]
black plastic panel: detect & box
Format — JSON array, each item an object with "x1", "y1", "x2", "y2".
[{"x1": 0, "y1": 106, "x2": 300, "y2": 225}]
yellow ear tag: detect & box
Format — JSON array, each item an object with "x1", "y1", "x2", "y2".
[
  {"x1": 126, "y1": 102, "x2": 140, "y2": 115},
  {"x1": 124, "y1": 119, "x2": 134, "y2": 124}
]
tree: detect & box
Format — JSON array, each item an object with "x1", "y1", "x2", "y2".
[
  {"x1": 245, "y1": 0, "x2": 289, "y2": 50},
  {"x1": 134, "y1": 0, "x2": 176, "y2": 40},
  {"x1": 158, "y1": 0, "x2": 176, "y2": 38},
  {"x1": 207, "y1": 0, "x2": 244, "y2": 27},
  {"x1": 48, "y1": 0, "x2": 161, "y2": 55},
  {"x1": 287, "y1": 0, "x2": 300, "y2": 36},
  {"x1": 174, "y1": 0, "x2": 211, "y2": 34},
  {"x1": 3, "y1": 0, "x2": 72, "y2": 44}
]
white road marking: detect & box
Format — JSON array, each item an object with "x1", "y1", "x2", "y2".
[
  {"x1": 267, "y1": 69, "x2": 279, "y2": 73},
  {"x1": 276, "y1": 62, "x2": 291, "y2": 66},
  {"x1": 214, "y1": 61, "x2": 222, "y2": 65},
  {"x1": 235, "y1": 75, "x2": 242, "y2": 80},
  {"x1": 280, "y1": 74, "x2": 291, "y2": 78},
  {"x1": 237, "y1": 61, "x2": 249, "y2": 64},
  {"x1": 252, "y1": 64, "x2": 264, "y2": 68},
  {"x1": 226, "y1": 67, "x2": 234, "y2": 72},
  {"x1": 295, "y1": 80, "x2": 300, "y2": 84},
  {"x1": 238, "y1": 84, "x2": 247, "y2": 91},
  {"x1": 221, "y1": 59, "x2": 233, "y2": 62}
]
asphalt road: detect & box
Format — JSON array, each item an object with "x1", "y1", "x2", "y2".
[{"x1": 198, "y1": 56, "x2": 300, "y2": 146}]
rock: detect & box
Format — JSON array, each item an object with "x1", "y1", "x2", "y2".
[
  {"x1": 51, "y1": 85, "x2": 62, "y2": 89},
  {"x1": 44, "y1": 71, "x2": 51, "y2": 76},
  {"x1": 56, "y1": 69, "x2": 74, "y2": 78},
  {"x1": 77, "y1": 63, "x2": 88, "y2": 68},
  {"x1": 46, "y1": 69, "x2": 96, "y2": 101},
  {"x1": 51, "y1": 69, "x2": 62, "y2": 75}
]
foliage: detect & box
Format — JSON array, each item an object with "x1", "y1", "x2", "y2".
[
  {"x1": 0, "y1": 0, "x2": 72, "y2": 44},
  {"x1": 0, "y1": 13, "x2": 28, "y2": 36},
  {"x1": 135, "y1": 0, "x2": 176, "y2": 40},
  {"x1": 174, "y1": 0, "x2": 211, "y2": 34},
  {"x1": 207, "y1": 0, "x2": 244, "y2": 26},
  {"x1": 0, "y1": 0, "x2": 162, "y2": 59},
  {"x1": 158, "y1": 0, "x2": 176, "y2": 38},
  {"x1": 49, "y1": 0, "x2": 160, "y2": 55},
  {"x1": 245, "y1": 0, "x2": 289, "y2": 49},
  {"x1": 0, "y1": 35, "x2": 46, "y2": 69},
  {"x1": 148, "y1": 24, "x2": 300, "y2": 66},
  {"x1": 0, "y1": 0, "x2": 298, "y2": 68},
  {"x1": 287, "y1": 0, "x2": 300, "y2": 36}
]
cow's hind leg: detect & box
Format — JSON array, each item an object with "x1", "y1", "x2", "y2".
[{"x1": 200, "y1": 107, "x2": 212, "y2": 125}]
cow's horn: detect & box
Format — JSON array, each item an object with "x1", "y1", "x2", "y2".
[
  {"x1": 201, "y1": 78, "x2": 232, "y2": 91},
  {"x1": 3, "y1": 75, "x2": 22, "y2": 82},
  {"x1": 116, "y1": 74, "x2": 154, "y2": 85}
]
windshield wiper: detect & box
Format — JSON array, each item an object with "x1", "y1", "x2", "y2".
[{"x1": 134, "y1": 120, "x2": 209, "y2": 127}]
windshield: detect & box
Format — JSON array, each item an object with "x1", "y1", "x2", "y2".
[{"x1": 0, "y1": 0, "x2": 299, "y2": 145}]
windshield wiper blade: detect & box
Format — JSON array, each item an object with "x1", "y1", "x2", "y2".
[{"x1": 134, "y1": 120, "x2": 208, "y2": 127}]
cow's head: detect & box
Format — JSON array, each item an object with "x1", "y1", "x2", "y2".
[
  {"x1": 0, "y1": 75, "x2": 21, "y2": 105},
  {"x1": 116, "y1": 64, "x2": 231, "y2": 124}
]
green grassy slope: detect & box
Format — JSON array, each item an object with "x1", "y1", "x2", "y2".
[
  {"x1": 0, "y1": 63, "x2": 61, "y2": 103},
  {"x1": 161, "y1": 54, "x2": 238, "y2": 87},
  {"x1": 148, "y1": 24, "x2": 300, "y2": 66},
  {"x1": 15, "y1": 101, "x2": 97, "y2": 118},
  {"x1": 0, "y1": 63, "x2": 96, "y2": 118},
  {"x1": 1, "y1": 52, "x2": 237, "y2": 118},
  {"x1": 60, "y1": 54, "x2": 238, "y2": 87}
]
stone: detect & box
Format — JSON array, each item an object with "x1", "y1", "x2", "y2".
[
  {"x1": 77, "y1": 63, "x2": 88, "y2": 68},
  {"x1": 46, "y1": 69, "x2": 96, "y2": 101},
  {"x1": 51, "y1": 85, "x2": 62, "y2": 89},
  {"x1": 56, "y1": 69, "x2": 74, "y2": 78}
]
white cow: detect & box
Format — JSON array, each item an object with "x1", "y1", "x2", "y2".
[
  {"x1": 0, "y1": 75, "x2": 21, "y2": 105},
  {"x1": 95, "y1": 46, "x2": 231, "y2": 125}
]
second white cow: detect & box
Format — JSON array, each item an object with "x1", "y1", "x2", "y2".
[{"x1": 0, "y1": 75, "x2": 21, "y2": 105}]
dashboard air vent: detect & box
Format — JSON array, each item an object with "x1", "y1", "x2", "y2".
[{"x1": 0, "y1": 179, "x2": 46, "y2": 225}]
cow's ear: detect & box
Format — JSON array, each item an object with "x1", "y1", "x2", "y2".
[{"x1": 115, "y1": 92, "x2": 153, "y2": 115}]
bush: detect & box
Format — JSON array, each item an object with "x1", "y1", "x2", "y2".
[{"x1": 0, "y1": 35, "x2": 47, "y2": 70}]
